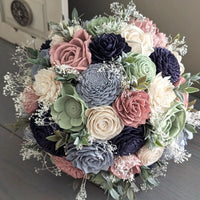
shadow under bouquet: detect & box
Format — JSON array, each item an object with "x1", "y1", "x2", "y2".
[{"x1": 3, "y1": 1, "x2": 200, "y2": 200}]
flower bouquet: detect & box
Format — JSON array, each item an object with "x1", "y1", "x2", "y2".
[{"x1": 3, "y1": 1, "x2": 200, "y2": 200}]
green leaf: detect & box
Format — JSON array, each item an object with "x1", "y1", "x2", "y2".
[
  {"x1": 6, "y1": 118, "x2": 29, "y2": 132},
  {"x1": 109, "y1": 188, "x2": 120, "y2": 200},
  {"x1": 81, "y1": 137, "x2": 89, "y2": 146},
  {"x1": 185, "y1": 87, "x2": 199, "y2": 93},
  {"x1": 188, "y1": 99, "x2": 197, "y2": 108},
  {"x1": 74, "y1": 137, "x2": 80, "y2": 145},
  {"x1": 174, "y1": 90, "x2": 184, "y2": 102},
  {"x1": 138, "y1": 75, "x2": 147, "y2": 85},
  {"x1": 46, "y1": 135, "x2": 59, "y2": 142},
  {"x1": 55, "y1": 139, "x2": 66, "y2": 150},
  {"x1": 72, "y1": 8, "x2": 79, "y2": 21},
  {"x1": 147, "y1": 177, "x2": 158, "y2": 186},
  {"x1": 185, "y1": 123, "x2": 197, "y2": 133},
  {"x1": 25, "y1": 47, "x2": 38, "y2": 59},
  {"x1": 126, "y1": 188, "x2": 135, "y2": 200}
]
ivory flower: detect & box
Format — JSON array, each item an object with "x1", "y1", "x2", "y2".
[
  {"x1": 137, "y1": 145, "x2": 164, "y2": 166},
  {"x1": 50, "y1": 35, "x2": 65, "y2": 47},
  {"x1": 33, "y1": 69, "x2": 62, "y2": 104},
  {"x1": 120, "y1": 24, "x2": 154, "y2": 56},
  {"x1": 85, "y1": 106, "x2": 124, "y2": 140},
  {"x1": 148, "y1": 73, "x2": 176, "y2": 115}
]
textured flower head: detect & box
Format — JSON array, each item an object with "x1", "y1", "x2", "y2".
[
  {"x1": 120, "y1": 24, "x2": 154, "y2": 56},
  {"x1": 50, "y1": 29, "x2": 92, "y2": 71},
  {"x1": 66, "y1": 141, "x2": 114, "y2": 174},
  {"x1": 137, "y1": 144, "x2": 164, "y2": 166},
  {"x1": 85, "y1": 105, "x2": 124, "y2": 140},
  {"x1": 52, "y1": 156, "x2": 85, "y2": 179},
  {"x1": 133, "y1": 18, "x2": 167, "y2": 48},
  {"x1": 21, "y1": 85, "x2": 39, "y2": 114},
  {"x1": 51, "y1": 84, "x2": 87, "y2": 131},
  {"x1": 148, "y1": 73, "x2": 176, "y2": 115},
  {"x1": 89, "y1": 33, "x2": 131, "y2": 63},
  {"x1": 124, "y1": 53, "x2": 156, "y2": 83},
  {"x1": 150, "y1": 47, "x2": 180, "y2": 84},
  {"x1": 30, "y1": 110, "x2": 65, "y2": 156},
  {"x1": 110, "y1": 155, "x2": 142, "y2": 180},
  {"x1": 113, "y1": 90, "x2": 151, "y2": 128},
  {"x1": 33, "y1": 68, "x2": 62, "y2": 104},
  {"x1": 110, "y1": 126, "x2": 145, "y2": 156},
  {"x1": 151, "y1": 101, "x2": 186, "y2": 146},
  {"x1": 76, "y1": 63, "x2": 122, "y2": 108}
]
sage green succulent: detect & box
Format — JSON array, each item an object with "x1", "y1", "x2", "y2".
[
  {"x1": 51, "y1": 84, "x2": 87, "y2": 132},
  {"x1": 86, "y1": 16, "x2": 121, "y2": 36},
  {"x1": 123, "y1": 52, "x2": 156, "y2": 83},
  {"x1": 152, "y1": 101, "x2": 186, "y2": 146}
]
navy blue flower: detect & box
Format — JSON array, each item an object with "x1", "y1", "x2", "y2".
[
  {"x1": 66, "y1": 141, "x2": 114, "y2": 174},
  {"x1": 89, "y1": 33, "x2": 131, "y2": 63},
  {"x1": 110, "y1": 126, "x2": 145, "y2": 156},
  {"x1": 150, "y1": 47, "x2": 180, "y2": 84},
  {"x1": 40, "y1": 40, "x2": 51, "y2": 50},
  {"x1": 30, "y1": 110, "x2": 65, "y2": 156},
  {"x1": 76, "y1": 63, "x2": 122, "y2": 108}
]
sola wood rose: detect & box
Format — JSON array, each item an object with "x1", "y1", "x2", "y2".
[
  {"x1": 113, "y1": 90, "x2": 151, "y2": 128},
  {"x1": 50, "y1": 29, "x2": 91, "y2": 71},
  {"x1": 85, "y1": 106, "x2": 124, "y2": 140}
]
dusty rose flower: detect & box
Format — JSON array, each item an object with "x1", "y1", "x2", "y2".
[
  {"x1": 132, "y1": 18, "x2": 167, "y2": 48},
  {"x1": 50, "y1": 29, "x2": 92, "y2": 71},
  {"x1": 110, "y1": 155, "x2": 141, "y2": 180},
  {"x1": 21, "y1": 85, "x2": 39, "y2": 114},
  {"x1": 174, "y1": 76, "x2": 189, "y2": 108},
  {"x1": 136, "y1": 145, "x2": 164, "y2": 166},
  {"x1": 113, "y1": 90, "x2": 151, "y2": 128},
  {"x1": 33, "y1": 69, "x2": 62, "y2": 104},
  {"x1": 52, "y1": 156, "x2": 85, "y2": 179}
]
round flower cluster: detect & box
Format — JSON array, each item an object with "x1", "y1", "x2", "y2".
[{"x1": 5, "y1": 2, "x2": 199, "y2": 200}]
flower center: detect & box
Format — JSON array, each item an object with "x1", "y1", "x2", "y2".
[{"x1": 65, "y1": 99, "x2": 81, "y2": 118}]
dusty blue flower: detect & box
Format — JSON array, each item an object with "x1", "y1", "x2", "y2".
[
  {"x1": 76, "y1": 63, "x2": 122, "y2": 107},
  {"x1": 66, "y1": 141, "x2": 114, "y2": 174}
]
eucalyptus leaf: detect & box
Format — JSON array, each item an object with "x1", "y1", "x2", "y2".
[
  {"x1": 185, "y1": 123, "x2": 197, "y2": 133},
  {"x1": 184, "y1": 87, "x2": 199, "y2": 93},
  {"x1": 72, "y1": 8, "x2": 79, "y2": 21},
  {"x1": 126, "y1": 188, "x2": 135, "y2": 200},
  {"x1": 109, "y1": 188, "x2": 120, "y2": 200}
]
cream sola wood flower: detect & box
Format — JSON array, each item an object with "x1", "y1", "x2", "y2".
[
  {"x1": 33, "y1": 68, "x2": 62, "y2": 104},
  {"x1": 85, "y1": 106, "x2": 124, "y2": 140},
  {"x1": 51, "y1": 84, "x2": 87, "y2": 131}
]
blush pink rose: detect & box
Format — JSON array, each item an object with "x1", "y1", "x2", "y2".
[
  {"x1": 113, "y1": 90, "x2": 151, "y2": 128},
  {"x1": 52, "y1": 156, "x2": 85, "y2": 179},
  {"x1": 110, "y1": 155, "x2": 141, "y2": 179},
  {"x1": 174, "y1": 76, "x2": 189, "y2": 108},
  {"x1": 50, "y1": 29, "x2": 92, "y2": 71},
  {"x1": 22, "y1": 86, "x2": 39, "y2": 114},
  {"x1": 131, "y1": 18, "x2": 167, "y2": 48}
]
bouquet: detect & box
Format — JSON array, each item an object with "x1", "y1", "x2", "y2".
[{"x1": 3, "y1": 1, "x2": 200, "y2": 200}]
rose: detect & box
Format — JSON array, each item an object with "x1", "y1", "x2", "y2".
[
  {"x1": 21, "y1": 85, "x2": 39, "y2": 114},
  {"x1": 66, "y1": 141, "x2": 114, "y2": 174},
  {"x1": 76, "y1": 63, "x2": 122, "y2": 108},
  {"x1": 50, "y1": 29, "x2": 91, "y2": 71},
  {"x1": 113, "y1": 90, "x2": 151, "y2": 128},
  {"x1": 51, "y1": 156, "x2": 85, "y2": 179},
  {"x1": 150, "y1": 47, "x2": 180, "y2": 84},
  {"x1": 152, "y1": 101, "x2": 186, "y2": 146},
  {"x1": 148, "y1": 73, "x2": 176, "y2": 115},
  {"x1": 33, "y1": 69, "x2": 62, "y2": 104},
  {"x1": 136, "y1": 145, "x2": 164, "y2": 166},
  {"x1": 85, "y1": 106, "x2": 124, "y2": 140},
  {"x1": 132, "y1": 18, "x2": 167, "y2": 48},
  {"x1": 89, "y1": 33, "x2": 131, "y2": 63},
  {"x1": 51, "y1": 84, "x2": 87, "y2": 131},
  {"x1": 30, "y1": 110, "x2": 65, "y2": 156},
  {"x1": 110, "y1": 155, "x2": 141, "y2": 180},
  {"x1": 110, "y1": 126, "x2": 145, "y2": 156},
  {"x1": 120, "y1": 24, "x2": 154, "y2": 56},
  {"x1": 123, "y1": 52, "x2": 156, "y2": 83}
]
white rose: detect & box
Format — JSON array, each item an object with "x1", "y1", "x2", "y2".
[
  {"x1": 50, "y1": 35, "x2": 64, "y2": 47},
  {"x1": 120, "y1": 24, "x2": 154, "y2": 56},
  {"x1": 148, "y1": 73, "x2": 176, "y2": 115},
  {"x1": 85, "y1": 106, "x2": 124, "y2": 140},
  {"x1": 33, "y1": 69, "x2": 62, "y2": 104},
  {"x1": 137, "y1": 144, "x2": 164, "y2": 166}
]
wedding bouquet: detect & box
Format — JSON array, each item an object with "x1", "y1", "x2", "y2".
[{"x1": 3, "y1": 1, "x2": 200, "y2": 200}]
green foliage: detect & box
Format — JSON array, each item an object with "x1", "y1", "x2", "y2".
[
  {"x1": 46, "y1": 130, "x2": 69, "y2": 150},
  {"x1": 55, "y1": 74, "x2": 77, "y2": 83},
  {"x1": 184, "y1": 123, "x2": 197, "y2": 134},
  {"x1": 6, "y1": 118, "x2": 29, "y2": 132}
]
